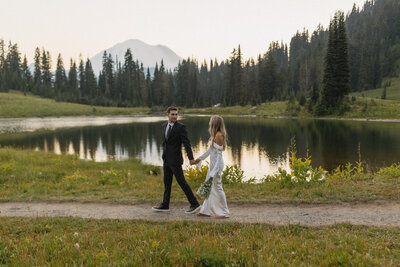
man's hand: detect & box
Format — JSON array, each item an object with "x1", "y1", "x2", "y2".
[{"x1": 189, "y1": 159, "x2": 196, "y2": 165}]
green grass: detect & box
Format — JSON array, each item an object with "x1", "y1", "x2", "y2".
[
  {"x1": 350, "y1": 76, "x2": 400, "y2": 100},
  {"x1": 183, "y1": 101, "x2": 289, "y2": 117},
  {"x1": 184, "y1": 97, "x2": 400, "y2": 120},
  {"x1": 0, "y1": 217, "x2": 398, "y2": 266},
  {"x1": 0, "y1": 147, "x2": 399, "y2": 204},
  {"x1": 3, "y1": 87, "x2": 400, "y2": 120},
  {"x1": 338, "y1": 97, "x2": 400, "y2": 119},
  {"x1": 0, "y1": 90, "x2": 150, "y2": 118}
]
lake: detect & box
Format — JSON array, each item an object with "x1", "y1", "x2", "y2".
[{"x1": 0, "y1": 115, "x2": 399, "y2": 179}]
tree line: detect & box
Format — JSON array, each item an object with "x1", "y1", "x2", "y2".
[{"x1": 0, "y1": 0, "x2": 399, "y2": 113}]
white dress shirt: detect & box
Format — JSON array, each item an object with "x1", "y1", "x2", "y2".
[{"x1": 165, "y1": 122, "x2": 175, "y2": 138}]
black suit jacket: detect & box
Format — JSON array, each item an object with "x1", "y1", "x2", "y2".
[{"x1": 162, "y1": 121, "x2": 194, "y2": 165}]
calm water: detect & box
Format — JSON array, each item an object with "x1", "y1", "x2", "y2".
[{"x1": 0, "y1": 115, "x2": 400, "y2": 179}]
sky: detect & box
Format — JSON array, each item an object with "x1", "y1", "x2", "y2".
[{"x1": 0, "y1": 0, "x2": 367, "y2": 66}]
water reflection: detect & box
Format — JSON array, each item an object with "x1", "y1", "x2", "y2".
[{"x1": 0, "y1": 116, "x2": 399, "y2": 179}]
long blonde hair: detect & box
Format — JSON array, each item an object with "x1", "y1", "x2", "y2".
[{"x1": 208, "y1": 115, "x2": 228, "y2": 149}]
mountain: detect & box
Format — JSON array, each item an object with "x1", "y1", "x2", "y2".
[{"x1": 89, "y1": 39, "x2": 183, "y2": 75}]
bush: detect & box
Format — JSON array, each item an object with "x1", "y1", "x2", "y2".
[
  {"x1": 377, "y1": 163, "x2": 400, "y2": 177},
  {"x1": 98, "y1": 168, "x2": 124, "y2": 186},
  {"x1": 184, "y1": 162, "x2": 208, "y2": 181},
  {"x1": 263, "y1": 152, "x2": 326, "y2": 187},
  {"x1": 329, "y1": 161, "x2": 365, "y2": 180},
  {"x1": 263, "y1": 139, "x2": 326, "y2": 187},
  {"x1": 146, "y1": 166, "x2": 161, "y2": 175},
  {"x1": 186, "y1": 162, "x2": 254, "y2": 184},
  {"x1": 222, "y1": 164, "x2": 246, "y2": 184}
]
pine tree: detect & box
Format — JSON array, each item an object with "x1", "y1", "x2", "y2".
[
  {"x1": 0, "y1": 39, "x2": 5, "y2": 91},
  {"x1": 320, "y1": 11, "x2": 350, "y2": 113},
  {"x1": 55, "y1": 53, "x2": 67, "y2": 99},
  {"x1": 123, "y1": 48, "x2": 136, "y2": 105},
  {"x1": 78, "y1": 57, "x2": 85, "y2": 101},
  {"x1": 68, "y1": 59, "x2": 78, "y2": 101},
  {"x1": 259, "y1": 53, "x2": 279, "y2": 102},
  {"x1": 100, "y1": 52, "x2": 114, "y2": 99},
  {"x1": 4, "y1": 42, "x2": 22, "y2": 91},
  {"x1": 145, "y1": 68, "x2": 152, "y2": 107},
  {"x1": 41, "y1": 49, "x2": 52, "y2": 97},
  {"x1": 85, "y1": 58, "x2": 97, "y2": 102},
  {"x1": 137, "y1": 62, "x2": 147, "y2": 106},
  {"x1": 33, "y1": 47, "x2": 41, "y2": 94},
  {"x1": 21, "y1": 55, "x2": 33, "y2": 95}
]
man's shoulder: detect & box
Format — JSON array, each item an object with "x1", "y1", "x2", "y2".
[{"x1": 175, "y1": 121, "x2": 184, "y2": 127}]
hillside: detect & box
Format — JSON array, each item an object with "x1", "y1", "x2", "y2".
[{"x1": 0, "y1": 91, "x2": 149, "y2": 118}]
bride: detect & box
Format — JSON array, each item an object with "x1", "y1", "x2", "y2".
[{"x1": 194, "y1": 115, "x2": 230, "y2": 218}]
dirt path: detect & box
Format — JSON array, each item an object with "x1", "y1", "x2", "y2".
[{"x1": 0, "y1": 201, "x2": 399, "y2": 226}]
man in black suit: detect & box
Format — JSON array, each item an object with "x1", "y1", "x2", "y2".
[{"x1": 152, "y1": 106, "x2": 201, "y2": 214}]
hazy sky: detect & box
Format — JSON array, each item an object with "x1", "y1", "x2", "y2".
[{"x1": 1, "y1": 0, "x2": 366, "y2": 66}]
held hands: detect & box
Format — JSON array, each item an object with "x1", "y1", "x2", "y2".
[{"x1": 190, "y1": 159, "x2": 201, "y2": 165}]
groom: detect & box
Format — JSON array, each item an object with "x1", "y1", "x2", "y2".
[{"x1": 152, "y1": 106, "x2": 201, "y2": 214}]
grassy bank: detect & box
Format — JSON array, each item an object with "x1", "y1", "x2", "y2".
[
  {"x1": 183, "y1": 97, "x2": 400, "y2": 120},
  {"x1": 350, "y1": 76, "x2": 400, "y2": 100},
  {"x1": 0, "y1": 217, "x2": 398, "y2": 266},
  {"x1": 0, "y1": 147, "x2": 399, "y2": 204},
  {"x1": 0, "y1": 90, "x2": 150, "y2": 118},
  {"x1": 3, "y1": 89, "x2": 400, "y2": 120}
]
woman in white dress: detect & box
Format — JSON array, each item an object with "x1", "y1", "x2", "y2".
[{"x1": 194, "y1": 115, "x2": 230, "y2": 218}]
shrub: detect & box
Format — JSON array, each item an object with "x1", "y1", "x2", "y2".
[
  {"x1": 377, "y1": 163, "x2": 400, "y2": 177},
  {"x1": 98, "y1": 168, "x2": 124, "y2": 186},
  {"x1": 263, "y1": 152, "x2": 326, "y2": 187},
  {"x1": 186, "y1": 162, "x2": 254, "y2": 184},
  {"x1": 184, "y1": 162, "x2": 208, "y2": 182},
  {"x1": 222, "y1": 164, "x2": 246, "y2": 184},
  {"x1": 146, "y1": 166, "x2": 161, "y2": 175},
  {"x1": 263, "y1": 139, "x2": 326, "y2": 187}
]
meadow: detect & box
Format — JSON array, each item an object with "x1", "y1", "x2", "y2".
[
  {"x1": 2, "y1": 88, "x2": 400, "y2": 120},
  {"x1": 0, "y1": 90, "x2": 150, "y2": 118},
  {"x1": 0, "y1": 147, "x2": 399, "y2": 204},
  {"x1": 0, "y1": 217, "x2": 399, "y2": 266}
]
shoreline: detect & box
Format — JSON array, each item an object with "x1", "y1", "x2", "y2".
[
  {"x1": 184, "y1": 113, "x2": 400, "y2": 123},
  {"x1": 1, "y1": 112, "x2": 400, "y2": 123}
]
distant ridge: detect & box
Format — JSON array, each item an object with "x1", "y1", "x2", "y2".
[{"x1": 89, "y1": 39, "x2": 183, "y2": 75}]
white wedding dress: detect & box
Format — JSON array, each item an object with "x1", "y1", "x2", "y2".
[{"x1": 197, "y1": 141, "x2": 230, "y2": 217}]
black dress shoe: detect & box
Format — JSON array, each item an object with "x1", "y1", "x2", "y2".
[
  {"x1": 185, "y1": 204, "x2": 201, "y2": 214},
  {"x1": 152, "y1": 205, "x2": 170, "y2": 212}
]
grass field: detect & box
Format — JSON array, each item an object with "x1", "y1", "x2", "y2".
[
  {"x1": 0, "y1": 217, "x2": 398, "y2": 266},
  {"x1": 350, "y1": 76, "x2": 400, "y2": 100},
  {"x1": 0, "y1": 90, "x2": 150, "y2": 118},
  {"x1": 0, "y1": 147, "x2": 399, "y2": 204},
  {"x1": 3, "y1": 89, "x2": 400, "y2": 120}
]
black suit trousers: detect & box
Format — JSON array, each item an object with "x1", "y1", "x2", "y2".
[{"x1": 162, "y1": 162, "x2": 199, "y2": 207}]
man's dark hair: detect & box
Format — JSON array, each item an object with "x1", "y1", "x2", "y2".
[{"x1": 167, "y1": 106, "x2": 178, "y2": 114}]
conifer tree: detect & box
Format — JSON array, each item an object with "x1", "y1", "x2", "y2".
[
  {"x1": 0, "y1": 39, "x2": 5, "y2": 91},
  {"x1": 123, "y1": 48, "x2": 136, "y2": 104},
  {"x1": 145, "y1": 68, "x2": 152, "y2": 107},
  {"x1": 21, "y1": 55, "x2": 32, "y2": 95},
  {"x1": 55, "y1": 53, "x2": 67, "y2": 99},
  {"x1": 4, "y1": 42, "x2": 22, "y2": 91},
  {"x1": 85, "y1": 58, "x2": 97, "y2": 102},
  {"x1": 33, "y1": 47, "x2": 42, "y2": 94},
  {"x1": 78, "y1": 57, "x2": 85, "y2": 101},
  {"x1": 320, "y1": 11, "x2": 350, "y2": 113},
  {"x1": 68, "y1": 59, "x2": 78, "y2": 101},
  {"x1": 41, "y1": 49, "x2": 52, "y2": 97}
]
